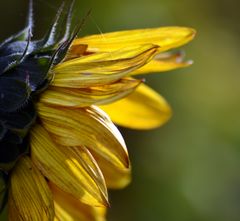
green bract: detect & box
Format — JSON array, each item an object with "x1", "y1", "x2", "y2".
[{"x1": 0, "y1": 0, "x2": 77, "y2": 172}]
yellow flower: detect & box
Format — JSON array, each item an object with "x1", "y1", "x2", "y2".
[{"x1": 0, "y1": 2, "x2": 195, "y2": 221}]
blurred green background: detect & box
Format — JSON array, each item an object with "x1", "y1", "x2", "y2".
[{"x1": 1, "y1": 0, "x2": 240, "y2": 221}]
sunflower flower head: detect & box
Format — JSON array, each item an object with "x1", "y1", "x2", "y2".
[{"x1": 0, "y1": 1, "x2": 195, "y2": 220}]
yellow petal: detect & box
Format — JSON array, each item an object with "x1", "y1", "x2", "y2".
[
  {"x1": 40, "y1": 78, "x2": 142, "y2": 107},
  {"x1": 91, "y1": 151, "x2": 131, "y2": 189},
  {"x1": 130, "y1": 51, "x2": 193, "y2": 75},
  {"x1": 73, "y1": 27, "x2": 196, "y2": 53},
  {"x1": 50, "y1": 182, "x2": 106, "y2": 221},
  {"x1": 8, "y1": 157, "x2": 54, "y2": 221},
  {"x1": 100, "y1": 84, "x2": 172, "y2": 129},
  {"x1": 52, "y1": 44, "x2": 158, "y2": 88},
  {"x1": 66, "y1": 44, "x2": 88, "y2": 60},
  {"x1": 30, "y1": 124, "x2": 108, "y2": 207},
  {"x1": 37, "y1": 104, "x2": 130, "y2": 170}
]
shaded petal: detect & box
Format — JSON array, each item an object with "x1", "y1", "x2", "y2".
[
  {"x1": 91, "y1": 151, "x2": 131, "y2": 189},
  {"x1": 37, "y1": 104, "x2": 130, "y2": 170},
  {"x1": 8, "y1": 156, "x2": 54, "y2": 221},
  {"x1": 66, "y1": 44, "x2": 88, "y2": 60},
  {"x1": 100, "y1": 84, "x2": 172, "y2": 130},
  {"x1": 30, "y1": 124, "x2": 108, "y2": 207},
  {"x1": 73, "y1": 27, "x2": 196, "y2": 53},
  {"x1": 130, "y1": 51, "x2": 193, "y2": 75},
  {"x1": 40, "y1": 78, "x2": 142, "y2": 107},
  {"x1": 50, "y1": 182, "x2": 106, "y2": 221},
  {"x1": 52, "y1": 44, "x2": 158, "y2": 88}
]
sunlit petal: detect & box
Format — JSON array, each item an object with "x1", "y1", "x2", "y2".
[
  {"x1": 130, "y1": 51, "x2": 193, "y2": 75},
  {"x1": 52, "y1": 44, "x2": 158, "y2": 88},
  {"x1": 91, "y1": 151, "x2": 131, "y2": 189},
  {"x1": 37, "y1": 104, "x2": 130, "y2": 170},
  {"x1": 100, "y1": 84, "x2": 172, "y2": 129},
  {"x1": 39, "y1": 78, "x2": 142, "y2": 107},
  {"x1": 30, "y1": 124, "x2": 108, "y2": 207},
  {"x1": 50, "y1": 182, "x2": 106, "y2": 221},
  {"x1": 73, "y1": 27, "x2": 196, "y2": 53},
  {"x1": 8, "y1": 157, "x2": 54, "y2": 221}
]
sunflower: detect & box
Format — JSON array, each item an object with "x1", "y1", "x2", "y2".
[{"x1": 0, "y1": 1, "x2": 195, "y2": 221}]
